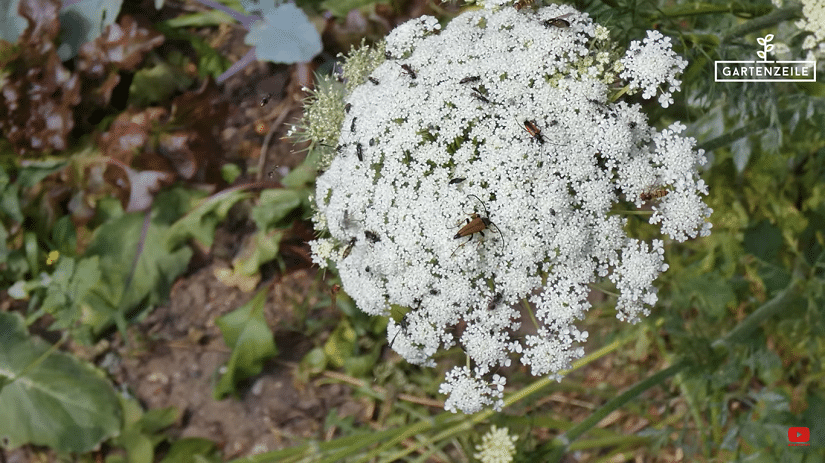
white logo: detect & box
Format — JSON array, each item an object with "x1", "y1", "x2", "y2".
[{"x1": 715, "y1": 34, "x2": 816, "y2": 82}]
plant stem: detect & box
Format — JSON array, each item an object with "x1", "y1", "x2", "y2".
[{"x1": 722, "y1": 3, "x2": 804, "y2": 43}]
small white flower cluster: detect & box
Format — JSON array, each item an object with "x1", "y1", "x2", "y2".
[
  {"x1": 440, "y1": 367, "x2": 506, "y2": 413},
  {"x1": 796, "y1": 0, "x2": 825, "y2": 62},
  {"x1": 620, "y1": 30, "x2": 688, "y2": 108},
  {"x1": 309, "y1": 5, "x2": 711, "y2": 413},
  {"x1": 474, "y1": 425, "x2": 518, "y2": 463}
]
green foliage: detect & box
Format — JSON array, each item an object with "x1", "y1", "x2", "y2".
[
  {"x1": 109, "y1": 399, "x2": 178, "y2": 463},
  {"x1": 214, "y1": 289, "x2": 278, "y2": 398},
  {"x1": 160, "y1": 437, "x2": 222, "y2": 463},
  {"x1": 130, "y1": 58, "x2": 195, "y2": 106},
  {"x1": 0, "y1": 312, "x2": 121, "y2": 453}
]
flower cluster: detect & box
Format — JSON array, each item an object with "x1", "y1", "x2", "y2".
[
  {"x1": 474, "y1": 425, "x2": 518, "y2": 463},
  {"x1": 797, "y1": 0, "x2": 825, "y2": 62},
  {"x1": 620, "y1": 30, "x2": 688, "y2": 108},
  {"x1": 307, "y1": 4, "x2": 711, "y2": 413}
]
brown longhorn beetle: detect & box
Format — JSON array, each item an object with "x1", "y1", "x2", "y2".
[
  {"x1": 522, "y1": 119, "x2": 545, "y2": 144},
  {"x1": 451, "y1": 194, "x2": 504, "y2": 256}
]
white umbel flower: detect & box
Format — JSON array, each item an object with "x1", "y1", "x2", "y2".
[
  {"x1": 474, "y1": 425, "x2": 518, "y2": 463},
  {"x1": 620, "y1": 30, "x2": 688, "y2": 108},
  {"x1": 309, "y1": 5, "x2": 711, "y2": 413}
]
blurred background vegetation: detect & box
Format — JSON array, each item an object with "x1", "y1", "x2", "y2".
[{"x1": 1, "y1": 0, "x2": 824, "y2": 461}]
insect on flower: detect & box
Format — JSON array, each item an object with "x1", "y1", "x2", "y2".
[
  {"x1": 368, "y1": 76, "x2": 380, "y2": 85},
  {"x1": 345, "y1": 103, "x2": 352, "y2": 113},
  {"x1": 514, "y1": 0, "x2": 534, "y2": 11},
  {"x1": 543, "y1": 13, "x2": 572, "y2": 28},
  {"x1": 640, "y1": 187, "x2": 669, "y2": 202},
  {"x1": 522, "y1": 119, "x2": 545, "y2": 144},
  {"x1": 364, "y1": 230, "x2": 381, "y2": 243},
  {"x1": 389, "y1": 311, "x2": 409, "y2": 348},
  {"x1": 451, "y1": 195, "x2": 505, "y2": 256},
  {"x1": 400, "y1": 63, "x2": 417, "y2": 79},
  {"x1": 342, "y1": 237, "x2": 356, "y2": 258},
  {"x1": 449, "y1": 178, "x2": 466, "y2": 185},
  {"x1": 471, "y1": 87, "x2": 490, "y2": 103},
  {"x1": 459, "y1": 76, "x2": 480, "y2": 84},
  {"x1": 356, "y1": 143, "x2": 363, "y2": 161}
]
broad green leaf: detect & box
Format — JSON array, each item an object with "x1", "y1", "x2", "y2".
[
  {"x1": 168, "y1": 189, "x2": 250, "y2": 249},
  {"x1": 0, "y1": 312, "x2": 121, "y2": 452},
  {"x1": 251, "y1": 189, "x2": 302, "y2": 229},
  {"x1": 214, "y1": 290, "x2": 277, "y2": 398},
  {"x1": 16, "y1": 159, "x2": 68, "y2": 189},
  {"x1": 231, "y1": 229, "x2": 283, "y2": 276}
]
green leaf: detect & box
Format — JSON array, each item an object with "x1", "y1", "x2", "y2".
[
  {"x1": 0, "y1": 182, "x2": 23, "y2": 223},
  {"x1": 51, "y1": 215, "x2": 77, "y2": 255},
  {"x1": 680, "y1": 272, "x2": 736, "y2": 318},
  {"x1": 83, "y1": 211, "x2": 192, "y2": 332},
  {"x1": 161, "y1": 9, "x2": 234, "y2": 28},
  {"x1": 220, "y1": 163, "x2": 242, "y2": 183},
  {"x1": 168, "y1": 189, "x2": 250, "y2": 249},
  {"x1": 140, "y1": 406, "x2": 179, "y2": 434},
  {"x1": 130, "y1": 61, "x2": 194, "y2": 106},
  {"x1": 0, "y1": 312, "x2": 121, "y2": 452},
  {"x1": 160, "y1": 437, "x2": 220, "y2": 463},
  {"x1": 324, "y1": 321, "x2": 356, "y2": 368},
  {"x1": 744, "y1": 220, "x2": 782, "y2": 262},
  {"x1": 41, "y1": 256, "x2": 104, "y2": 330},
  {"x1": 214, "y1": 290, "x2": 278, "y2": 398},
  {"x1": 301, "y1": 347, "x2": 328, "y2": 374},
  {"x1": 251, "y1": 189, "x2": 302, "y2": 229},
  {"x1": 15, "y1": 159, "x2": 68, "y2": 189},
  {"x1": 231, "y1": 229, "x2": 283, "y2": 276}
]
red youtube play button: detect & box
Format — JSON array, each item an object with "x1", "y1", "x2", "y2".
[{"x1": 788, "y1": 427, "x2": 809, "y2": 445}]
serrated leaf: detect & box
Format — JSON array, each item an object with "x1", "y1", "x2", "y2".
[
  {"x1": 244, "y1": 3, "x2": 321, "y2": 64},
  {"x1": 0, "y1": 312, "x2": 121, "y2": 452},
  {"x1": 214, "y1": 290, "x2": 277, "y2": 398}
]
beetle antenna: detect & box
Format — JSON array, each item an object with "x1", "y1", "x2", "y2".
[{"x1": 467, "y1": 194, "x2": 487, "y2": 214}]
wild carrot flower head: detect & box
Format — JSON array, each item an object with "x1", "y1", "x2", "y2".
[{"x1": 306, "y1": 3, "x2": 711, "y2": 413}]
